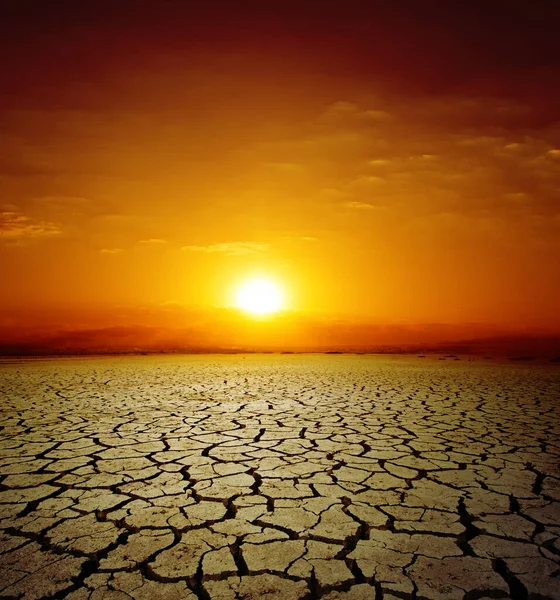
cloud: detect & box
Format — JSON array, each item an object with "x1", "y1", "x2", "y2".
[
  {"x1": 320, "y1": 102, "x2": 392, "y2": 124},
  {"x1": 278, "y1": 233, "x2": 319, "y2": 243},
  {"x1": 138, "y1": 238, "x2": 168, "y2": 245},
  {"x1": 0, "y1": 211, "x2": 61, "y2": 240},
  {"x1": 36, "y1": 196, "x2": 93, "y2": 213},
  {"x1": 100, "y1": 248, "x2": 123, "y2": 255},
  {"x1": 181, "y1": 242, "x2": 270, "y2": 255},
  {"x1": 262, "y1": 96, "x2": 560, "y2": 225},
  {"x1": 345, "y1": 201, "x2": 380, "y2": 210}
]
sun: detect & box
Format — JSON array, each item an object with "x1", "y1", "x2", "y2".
[{"x1": 234, "y1": 277, "x2": 284, "y2": 315}]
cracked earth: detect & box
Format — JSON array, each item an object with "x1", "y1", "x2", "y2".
[{"x1": 0, "y1": 355, "x2": 559, "y2": 600}]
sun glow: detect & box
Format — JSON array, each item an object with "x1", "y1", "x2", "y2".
[{"x1": 234, "y1": 278, "x2": 284, "y2": 315}]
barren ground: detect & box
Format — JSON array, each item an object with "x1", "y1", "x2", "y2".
[{"x1": 0, "y1": 354, "x2": 559, "y2": 600}]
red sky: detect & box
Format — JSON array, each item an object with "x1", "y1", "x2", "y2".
[{"x1": 1, "y1": 1, "x2": 559, "y2": 353}]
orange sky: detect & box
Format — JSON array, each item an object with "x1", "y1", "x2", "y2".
[{"x1": 1, "y1": 1, "x2": 559, "y2": 353}]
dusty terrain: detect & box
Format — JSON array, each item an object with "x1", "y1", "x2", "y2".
[{"x1": 0, "y1": 355, "x2": 558, "y2": 600}]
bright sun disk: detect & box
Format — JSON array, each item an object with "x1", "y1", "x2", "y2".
[{"x1": 234, "y1": 278, "x2": 284, "y2": 315}]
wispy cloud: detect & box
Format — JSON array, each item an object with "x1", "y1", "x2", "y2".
[
  {"x1": 181, "y1": 242, "x2": 270, "y2": 255},
  {"x1": 345, "y1": 201, "x2": 380, "y2": 210},
  {"x1": 0, "y1": 211, "x2": 61, "y2": 240},
  {"x1": 320, "y1": 101, "x2": 392, "y2": 123},
  {"x1": 138, "y1": 238, "x2": 168, "y2": 245},
  {"x1": 100, "y1": 248, "x2": 123, "y2": 255}
]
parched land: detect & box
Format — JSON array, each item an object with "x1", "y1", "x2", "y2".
[{"x1": 0, "y1": 355, "x2": 558, "y2": 600}]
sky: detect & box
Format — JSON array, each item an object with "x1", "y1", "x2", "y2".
[{"x1": 1, "y1": 1, "x2": 560, "y2": 353}]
